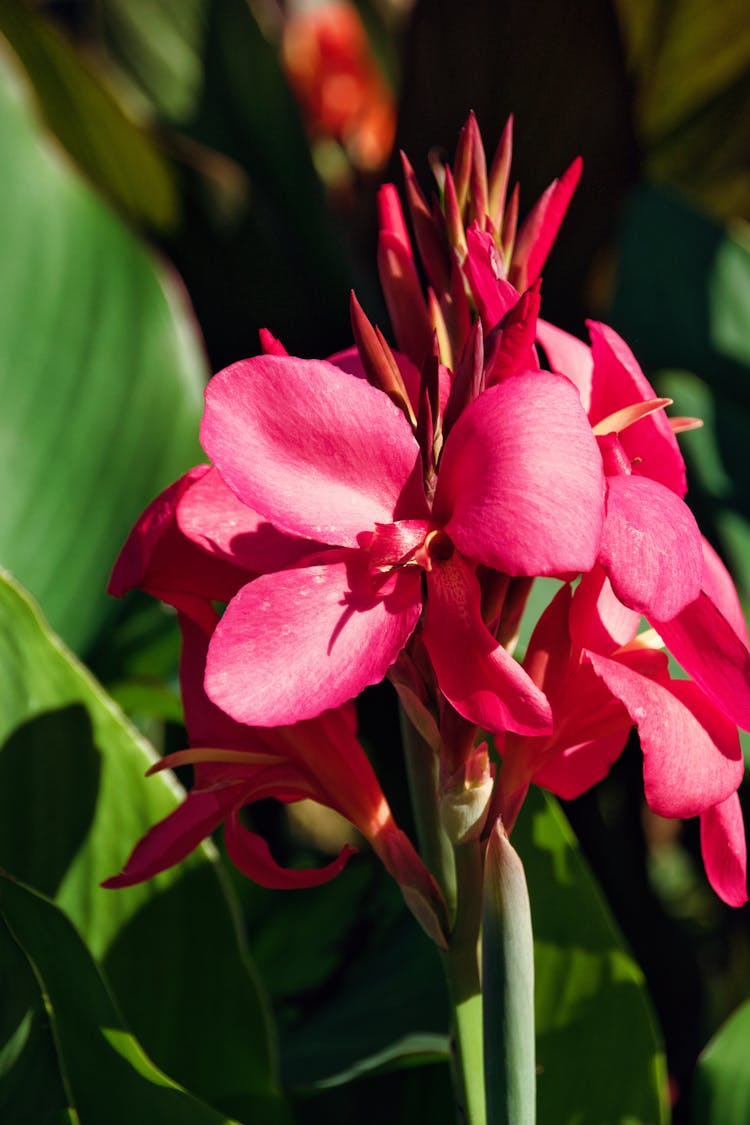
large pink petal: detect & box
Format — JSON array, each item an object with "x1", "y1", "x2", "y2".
[
  {"x1": 177, "y1": 465, "x2": 324, "y2": 574},
  {"x1": 436, "y1": 372, "x2": 604, "y2": 575},
  {"x1": 654, "y1": 593, "x2": 750, "y2": 732},
  {"x1": 202, "y1": 356, "x2": 427, "y2": 547},
  {"x1": 102, "y1": 788, "x2": 237, "y2": 888},
  {"x1": 588, "y1": 321, "x2": 687, "y2": 497},
  {"x1": 536, "y1": 319, "x2": 593, "y2": 413},
  {"x1": 422, "y1": 554, "x2": 552, "y2": 736},
  {"x1": 205, "y1": 554, "x2": 423, "y2": 726},
  {"x1": 599, "y1": 475, "x2": 702, "y2": 620},
  {"x1": 588, "y1": 654, "x2": 744, "y2": 817},
  {"x1": 224, "y1": 809, "x2": 356, "y2": 889},
  {"x1": 700, "y1": 793, "x2": 747, "y2": 907}
]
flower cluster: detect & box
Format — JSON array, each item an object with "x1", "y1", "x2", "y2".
[{"x1": 106, "y1": 115, "x2": 748, "y2": 936}]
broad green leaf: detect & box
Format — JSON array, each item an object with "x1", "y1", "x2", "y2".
[
  {"x1": 0, "y1": 570, "x2": 287, "y2": 1122},
  {"x1": 514, "y1": 788, "x2": 669, "y2": 1125},
  {"x1": 0, "y1": 45, "x2": 205, "y2": 653},
  {"x1": 0, "y1": 876, "x2": 239, "y2": 1125},
  {"x1": 0, "y1": 1, "x2": 178, "y2": 228},
  {"x1": 693, "y1": 999, "x2": 750, "y2": 1123}
]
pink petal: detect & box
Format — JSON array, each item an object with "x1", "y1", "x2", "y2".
[
  {"x1": 510, "y1": 157, "x2": 582, "y2": 289},
  {"x1": 177, "y1": 465, "x2": 324, "y2": 574},
  {"x1": 700, "y1": 537, "x2": 748, "y2": 644},
  {"x1": 654, "y1": 593, "x2": 750, "y2": 732},
  {"x1": 522, "y1": 583, "x2": 572, "y2": 703},
  {"x1": 569, "y1": 566, "x2": 640, "y2": 654},
  {"x1": 599, "y1": 474, "x2": 702, "y2": 619},
  {"x1": 587, "y1": 654, "x2": 744, "y2": 818},
  {"x1": 588, "y1": 321, "x2": 687, "y2": 497},
  {"x1": 536, "y1": 319, "x2": 593, "y2": 413},
  {"x1": 422, "y1": 554, "x2": 552, "y2": 736},
  {"x1": 225, "y1": 809, "x2": 357, "y2": 889},
  {"x1": 205, "y1": 554, "x2": 423, "y2": 726},
  {"x1": 202, "y1": 356, "x2": 427, "y2": 547},
  {"x1": 533, "y1": 729, "x2": 631, "y2": 800},
  {"x1": 377, "y1": 230, "x2": 432, "y2": 366},
  {"x1": 102, "y1": 788, "x2": 237, "y2": 888},
  {"x1": 436, "y1": 372, "x2": 604, "y2": 576},
  {"x1": 462, "y1": 226, "x2": 519, "y2": 330},
  {"x1": 109, "y1": 465, "x2": 248, "y2": 618},
  {"x1": 700, "y1": 793, "x2": 747, "y2": 907}
]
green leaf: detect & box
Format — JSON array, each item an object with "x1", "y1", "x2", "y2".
[
  {"x1": 693, "y1": 998, "x2": 750, "y2": 1123},
  {"x1": 0, "y1": 1, "x2": 178, "y2": 228},
  {"x1": 0, "y1": 570, "x2": 287, "y2": 1122},
  {"x1": 0, "y1": 876, "x2": 239, "y2": 1124},
  {"x1": 514, "y1": 788, "x2": 669, "y2": 1125},
  {"x1": 0, "y1": 45, "x2": 206, "y2": 653}
]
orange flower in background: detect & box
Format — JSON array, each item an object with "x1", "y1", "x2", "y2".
[{"x1": 281, "y1": 1, "x2": 396, "y2": 171}]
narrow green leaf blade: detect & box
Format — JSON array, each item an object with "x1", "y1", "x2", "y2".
[{"x1": 693, "y1": 999, "x2": 750, "y2": 1123}]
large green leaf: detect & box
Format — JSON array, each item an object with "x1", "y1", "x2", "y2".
[
  {"x1": 515, "y1": 788, "x2": 669, "y2": 1125},
  {"x1": 693, "y1": 999, "x2": 750, "y2": 1123},
  {"x1": 0, "y1": 570, "x2": 287, "y2": 1122},
  {"x1": 0, "y1": 44, "x2": 205, "y2": 653},
  {"x1": 1, "y1": 876, "x2": 239, "y2": 1125}
]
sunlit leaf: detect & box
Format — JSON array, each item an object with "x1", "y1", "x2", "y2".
[
  {"x1": 0, "y1": 45, "x2": 205, "y2": 653},
  {"x1": 693, "y1": 999, "x2": 750, "y2": 1123}
]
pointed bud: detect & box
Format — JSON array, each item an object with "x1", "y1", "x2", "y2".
[
  {"x1": 488, "y1": 115, "x2": 513, "y2": 232},
  {"x1": 349, "y1": 291, "x2": 417, "y2": 425},
  {"x1": 443, "y1": 319, "x2": 485, "y2": 438},
  {"x1": 500, "y1": 182, "x2": 520, "y2": 267},
  {"x1": 510, "y1": 156, "x2": 582, "y2": 290},
  {"x1": 443, "y1": 165, "x2": 467, "y2": 254},
  {"x1": 402, "y1": 152, "x2": 452, "y2": 292},
  {"x1": 377, "y1": 230, "x2": 432, "y2": 367},
  {"x1": 467, "y1": 115, "x2": 489, "y2": 231},
  {"x1": 452, "y1": 114, "x2": 474, "y2": 213},
  {"x1": 439, "y1": 743, "x2": 493, "y2": 844},
  {"x1": 259, "y1": 328, "x2": 288, "y2": 356}
]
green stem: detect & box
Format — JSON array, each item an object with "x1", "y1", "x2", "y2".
[
  {"x1": 399, "y1": 708, "x2": 486, "y2": 1124},
  {"x1": 444, "y1": 839, "x2": 486, "y2": 1125}
]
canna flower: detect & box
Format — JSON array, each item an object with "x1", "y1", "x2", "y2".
[{"x1": 198, "y1": 349, "x2": 604, "y2": 737}]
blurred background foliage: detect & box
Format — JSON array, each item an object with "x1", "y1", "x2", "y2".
[{"x1": 0, "y1": 1, "x2": 748, "y2": 1122}]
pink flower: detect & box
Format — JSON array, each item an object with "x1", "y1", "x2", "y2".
[
  {"x1": 198, "y1": 352, "x2": 604, "y2": 736},
  {"x1": 496, "y1": 563, "x2": 747, "y2": 907}
]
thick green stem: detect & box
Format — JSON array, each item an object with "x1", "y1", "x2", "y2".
[{"x1": 444, "y1": 839, "x2": 486, "y2": 1125}]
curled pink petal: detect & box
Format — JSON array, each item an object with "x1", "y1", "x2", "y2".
[
  {"x1": 588, "y1": 654, "x2": 744, "y2": 818},
  {"x1": 599, "y1": 475, "x2": 702, "y2": 620},
  {"x1": 109, "y1": 465, "x2": 248, "y2": 621},
  {"x1": 700, "y1": 793, "x2": 747, "y2": 907},
  {"x1": 569, "y1": 567, "x2": 640, "y2": 654},
  {"x1": 206, "y1": 555, "x2": 423, "y2": 726},
  {"x1": 202, "y1": 356, "x2": 427, "y2": 547},
  {"x1": 225, "y1": 809, "x2": 357, "y2": 889},
  {"x1": 588, "y1": 321, "x2": 687, "y2": 497},
  {"x1": 423, "y1": 554, "x2": 552, "y2": 736},
  {"x1": 102, "y1": 788, "x2": 237, "y2": 888},
  {"x1": 437, "y1": 372, "x2": 604, "y2": 576},
  {"x1": 655, "y1": 593, "x2": 750, "y2": 732}
]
